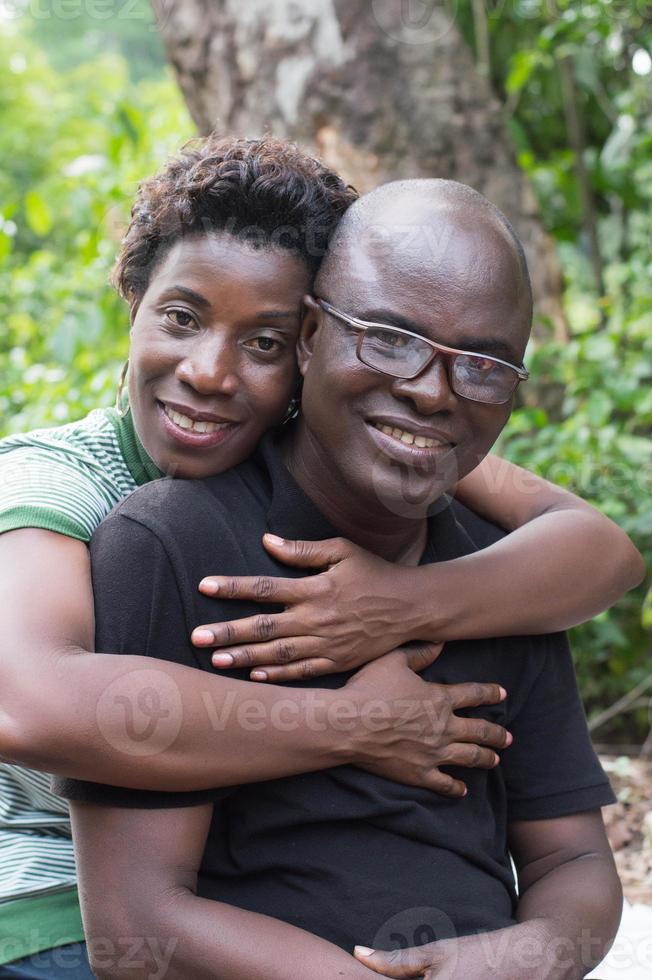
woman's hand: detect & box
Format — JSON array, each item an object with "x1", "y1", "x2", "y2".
[
  {"x1": 193, "y1": 534, "x2": 428, "y2": 681},
  {"x1": 343, "y1": 648, "x2": 510, "y2": 797}
]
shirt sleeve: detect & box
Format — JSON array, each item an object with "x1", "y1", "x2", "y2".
[
  {"x1": 0, "y1": 446, "x2": 115, "y2": 541},
  {"x1": 503, "y1": 632, "x2": 616, "y2": 821},
  {"x1": 51, "y1": 508, "x2": 230, "y2": 808}
]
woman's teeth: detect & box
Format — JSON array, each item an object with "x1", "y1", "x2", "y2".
[
  {"x1": 374, "y1": 423, "x2": 441, "y2": 449},
  {"x1": 164, "y1": 405, "x2": 228, "y2": 434}
]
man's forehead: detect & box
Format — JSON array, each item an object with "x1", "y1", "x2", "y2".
[{"x1": 319, "y1": 214, "x2": 530, "y2": 358}]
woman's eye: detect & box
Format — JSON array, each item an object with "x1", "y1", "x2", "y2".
[
  {"x1": 165, "y1": 309, "x2": 196, "y2": 329},
  {"x1": 246, "y1": 336, "x2": 282, "y2": 353}
]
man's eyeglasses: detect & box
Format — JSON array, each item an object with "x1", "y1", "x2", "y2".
[{"x1": 313, "y1": 298, "x2": 528, "y2": 406}]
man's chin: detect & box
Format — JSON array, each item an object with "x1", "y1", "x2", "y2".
[{"x1": 366, "y1": 471, "x2": 452, "y2": 521}]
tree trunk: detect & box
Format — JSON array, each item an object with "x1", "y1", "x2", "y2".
[{"x1": 151, "y1": 0, "x2": 566, "y2": 339}]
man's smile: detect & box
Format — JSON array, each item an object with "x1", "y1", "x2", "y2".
[{"x1": 365, "y1": 415, "x2": 457, "y2": 463}]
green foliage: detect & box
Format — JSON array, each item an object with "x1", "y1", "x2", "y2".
[
  {"x1": 0, "y1": 22, "x2": 192, "y2": 435},
  {"x1": 21, "y1": 0, "x2": 166, "y2": 81},
  {"x1": 499, "y1": 259, "x2": 652, "y2": 728},
  {"x1": 455, "y1": 0, "x2": 652, "y2": 736}
]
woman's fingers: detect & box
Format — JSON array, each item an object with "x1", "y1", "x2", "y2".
[
  {"x1": 248, "y1": 658, "x2": 335, "y2": 682},
  {"x1": 262, "y1": 533, "x2": 354, "y2": 568},
  {"x1": 439, "y1": 742, "x2": 501, "y2": 769},
  {"x1": 451, "y1": 716, "x2": 512, "y2": 750},
  {"x1": 192, "y1": 610, "x2": 301, "y2": 648},
  {"x1": 197, "y1": 573, "x2": 309, "y2": 605},
  {"x1": 400, "y1": 641, "x2": 444, "y2": 672},
  {"x1": 206, "y1": 637, "x2": 323, "y2": 671},
  {"x1": 447, "y1": 681, "x2": 507, "y2": 710}
]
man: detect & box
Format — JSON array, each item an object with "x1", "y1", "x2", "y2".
[{"x1": 55, "y1": 180, "x2": 621, "y2": 979}]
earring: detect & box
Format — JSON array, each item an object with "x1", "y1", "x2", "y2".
[
  {"x1": 115, "y1": 360, "x2": 130, "y2": 418},
  {"x1": 282, "y1": 394, "x2": 300, "y2": 425}
]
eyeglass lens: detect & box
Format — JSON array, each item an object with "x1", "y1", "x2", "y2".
[{"x1": 360, "y1": 328, "x2": 518, "y2": 405}]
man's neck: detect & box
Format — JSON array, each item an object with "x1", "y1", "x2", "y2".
[{"x1": 283, "y1": 423, "x2": 429, "y2": 565}]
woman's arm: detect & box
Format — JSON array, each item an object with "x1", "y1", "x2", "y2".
[
  {"x1": 0, "y1": 528, "x2": 507, "y2": 793},
  {"x1": 71, "y1": 801, "x2": 378, "y2": 980},
  {"x1": 192, "y1": 454, "x2": 645, "y2": 681}
]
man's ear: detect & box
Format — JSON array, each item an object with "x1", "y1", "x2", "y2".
[{"x1": 297, "y1": 295, "x2": 321, "y2": 377}]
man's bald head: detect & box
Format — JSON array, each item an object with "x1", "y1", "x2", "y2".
[{"x1": 316, "y1": 179, "x2": 533, "y2": 353}]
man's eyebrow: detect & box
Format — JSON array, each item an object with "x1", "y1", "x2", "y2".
[
  {"x1": 256, "y1": 310, "x2": 300, "y2": 320},
  {"x1": 358, "y1": 308, "x2": 521, "y2": 363},
  {"x1": 161, "y1": 285, "x2": 212, "y2": 308}
]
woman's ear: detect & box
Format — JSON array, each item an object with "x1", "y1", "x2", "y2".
[{"x1": 297, "y1": 295, "x2": 321, "y2": 377}]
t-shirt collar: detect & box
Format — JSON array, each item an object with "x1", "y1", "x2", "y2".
[
  {"x1": 258, "y1": 431, "x2": 478, "y2": 565},
  {"x1": 107, "y1": 408, "x2": 163, "y2": 486}
]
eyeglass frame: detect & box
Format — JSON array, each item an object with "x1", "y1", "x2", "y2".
[{"x1": 311, "y1": 297, "x2": 529, "y2": 405}]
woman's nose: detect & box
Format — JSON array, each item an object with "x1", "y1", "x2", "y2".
[{"x1": 175, "y1": 338, "x2": 239, "y2": 396}]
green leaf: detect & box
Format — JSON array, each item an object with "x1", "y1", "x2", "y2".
[
  {"x1": 24, "y1": 190, "x2": 53, "y2": 237},
  {"x1": 506, "y1": 50, "x2": 541, "y2": 95}
]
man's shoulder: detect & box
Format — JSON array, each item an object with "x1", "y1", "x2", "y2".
[
  {"x1": 448, "y1": 498, "x2": 507, "y2": 550},
  {"x1": 99, "y1": 454, "x2": 270, "y2": 540}
]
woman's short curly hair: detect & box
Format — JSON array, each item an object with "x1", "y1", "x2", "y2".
[{"x1": 112, "y1": 134, "x2": 358, "y2": 308}]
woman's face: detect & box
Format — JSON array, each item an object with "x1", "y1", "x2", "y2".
[{"x1": 128, "y1": 233, "x2": 310, "y2": 479}]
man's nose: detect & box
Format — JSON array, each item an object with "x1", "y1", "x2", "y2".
[
  {"x1": 175, "y1": 337, "x2": 239, "y2": 396},
  {"x1": 390, "y1": 355, "x2": 458, "y2": 414}
]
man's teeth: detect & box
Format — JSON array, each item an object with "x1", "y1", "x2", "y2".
[
  {"x1": 164, "y1": 405, "x2": 228, "y2": 434},
  {"x1": 373, "y1": 423, "x2": 443, "y2": 449}
]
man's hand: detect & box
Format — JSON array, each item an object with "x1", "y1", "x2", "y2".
[
  {"x1": 344, "y1": 649, "x2": 511, "y2": 797},
  {"x1": 354, "y1": 921, "x2": 561, "y2": 980},
  {"x1": 192, "y1": 534, "x2": 425, "y2": 681}
]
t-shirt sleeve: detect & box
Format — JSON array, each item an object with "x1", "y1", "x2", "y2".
[
  {"x1": 503, "y1": 633, "x2": 616, "y2": 821},
  {"x1": 51, "y1": 509, "x2": 230, "y2": 808},
  {"x1": 0, "y1": 445, "x2": 114, "y2": 542}
]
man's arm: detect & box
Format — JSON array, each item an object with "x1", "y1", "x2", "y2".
[
  {"x1": 354, "y1": 810, "x2": 621, "y2": 980},
  {"x1": 71, "y1": 800, "x2": 379, "y2": 980}
]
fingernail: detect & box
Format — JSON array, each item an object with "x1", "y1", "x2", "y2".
[
  {"x1": 193, "y1": 629, "x2": 215, "y2": 644},
  {"x1": 462, "y1": 787, "x2": 468, "y2": 797},
  {"x1": 199, "y1": 579, "x2": 219, "y2": 595},
  {"x1": 354, "y1": 946, "x2": 375, "y2": 957},
  {"x1": 493, "y1": 753, "x2": 500, "y2": 766},
  {"x1": 264, "y1": 533, "x2": 285, "y2": 546},
  {"x1": 499, "y1": 686, "x2": 507, "y2": 699},
  {"x1": 505, "y1": 731, "x2": 513, "y2": 746},
  {"x1": 212, "y1": 653, "x2": 234, "y2": 667},
  {"x1": 251, "y1": 670, "x2": 268, "y2": 681}
]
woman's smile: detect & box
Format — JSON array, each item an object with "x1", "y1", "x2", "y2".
[
  {"x1": 158, "y1": 400, "x2": 241, "y2": 449},
  {"x1": 127, "y1": 233, "x2": 310, "y2": 479}
]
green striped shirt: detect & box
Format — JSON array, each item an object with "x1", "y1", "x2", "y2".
[{"x1": 0, "y1": 407, "x2": 162, "y2": 962}]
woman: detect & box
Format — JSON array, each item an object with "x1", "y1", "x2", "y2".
[{"x1": 0, "y1": 134, "x2": 643, "y2": 978}]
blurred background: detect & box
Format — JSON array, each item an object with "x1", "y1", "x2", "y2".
[{"x1": 0, "y1": 0, "x2": 650, "y2": 899}]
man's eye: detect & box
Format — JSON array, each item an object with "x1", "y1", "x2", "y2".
[
  {"x1": 246, "y1": 336, "x2": 282, "y2": 353},
  {"x1": 463, "y1": 355, "x2": 495, "y2": 374},
  {"x1": 166, "y1": 309, "x2": 196, "y2": 329},
  {"x1": 373, "y1": 329, "x2": 407, "y2": 348}
]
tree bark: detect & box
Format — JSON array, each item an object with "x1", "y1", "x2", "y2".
[{"x1": 151, "y1": 0, "x2": 566, "y2": 339}]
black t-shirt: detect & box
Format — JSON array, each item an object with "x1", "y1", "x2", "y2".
[{"x1": 53, "y1": 433, "x2": 615, "y2": 951}]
